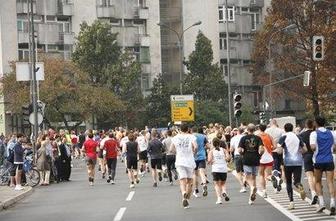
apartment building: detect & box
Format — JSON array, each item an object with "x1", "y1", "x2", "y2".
[{"x1": 0, "y1": 0, "x2": 161, "y2": 134}]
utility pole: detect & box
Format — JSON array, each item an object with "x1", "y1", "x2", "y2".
[
  {"x1": 29, "y1": 0, "x2": 39, "y2": 159},
  {"x1": 225, "y1": 0, "x2": 232, "y2": 126}
]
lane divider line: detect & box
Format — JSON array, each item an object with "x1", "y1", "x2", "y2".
[
  {"x1": 126, "y1": 191, "x2": 135, "y2": 201},
  {"x1": 113, "y1": 207, "x2": 127, "y2": 221}
]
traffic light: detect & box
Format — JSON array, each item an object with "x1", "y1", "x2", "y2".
[
  {"x1": 259, "y1": 112, "x2": 266, "y2": 124},
  {"x1": 312, "y1": 36, "x2": 324, "y2": 61},
  {"x1": 233, "y1": 93, "x2": 242, "y2": 118}
]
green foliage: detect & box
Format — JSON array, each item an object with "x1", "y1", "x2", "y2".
[
  {"x1": 184, "y1": 32, "x2": 227, "y2": 102},
  {"x1": 145, "y1": 74, "x2": 179, "y2": 127},
  {"x1": 195, "y1": 100, "x2": 228, "y2": 126}
]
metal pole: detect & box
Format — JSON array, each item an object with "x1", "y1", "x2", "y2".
[
  {"x1": 225, "y1": 0, "x2": 232, "y2": 126},
  {"x1": 268, "y1": 41, "x2": 273, "y2": 118},
  {"x1": 30, "y1": 0, "x2": 39, "y2": 159},
  {"x1": 179, "y1": 37, "x2": 183, "y2": 95}
]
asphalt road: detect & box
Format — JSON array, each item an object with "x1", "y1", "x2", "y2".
[{"x1": 0, "y1": 159, "x2": 292, "y2": 221}]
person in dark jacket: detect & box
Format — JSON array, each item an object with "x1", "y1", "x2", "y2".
[
  {"x1": 59, "y1": 137, "x2": 71, "y2": 181},
  {"x1": 13, "y1": 133, "x2": 27, "y2": 191},
  {"x1": 147, "y1": 131, "x2": 164, "y2": 187}
]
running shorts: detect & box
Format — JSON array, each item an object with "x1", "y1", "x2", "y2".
[
  {"x1": 126, "y1": 157, "x2": 138, "y2": 170},
  {"x1": 85, "y1": 157, "x2": 97, "y2": 166},
  {"x1": 11, "y1": 163, "x2": 23, "y2": 175},
  {"x1": 243, "y1": 165, "x2": 259, "y2": 176},
  {"x1": 195, "y1": 160, "x2": 206, "y2": 170},
  {"x1": 234, "y1": 155, "x2": 244, "y2": 173},
  {"x1": 260, "y1": 162, "x2": 273, "y2": 167},
  {"x1": 150, "y1": 159, "x2": 162, "y2": 170},
  {"x1": 314, "y1": 162, "x2": 335, "y2": 172},
  {"x1": 139, "y1": 150, "x2": 148, "y2": 161},
  {"x1": 212, "y1": 172, "x2": 227, "y2": 182},
  {"x1": 176, "y1": 166, "x2": 194, "y2": 179},
  {"x1": 303, "y1": 153, "x2": 314, "y2": 172}
]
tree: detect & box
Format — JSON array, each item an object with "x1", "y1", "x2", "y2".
[
  {"x1": 145, "y1": 74, "x2": 179, "y2": 127},
  {"x1": 184, "y1": 31, "x2": 227, "y2": 102},
  {"x1": 72, "y1": 20, "x2": 121, "y2": 84},
  {"x1": 72, "y1": 20, "x2": 144, "y2": 128},
  {"x1": 1, "y1": 57, "x2": 124, "y2": 131},
  {"x1": 252, "y1": 0, "x2": 336, "y2": 118}
]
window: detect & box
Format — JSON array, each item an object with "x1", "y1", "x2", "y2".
[
  {"x1": 98, "y1": 0, "x2": 113, "y2": 7},
  {"x1": 58, "y1": 22, "x2": 71, "y2": 33},
  {"x1": 219, "y1": 6, "x2": 235, "y2": 23},
  {"x1": 18, "y1": 49, "x2": 29, "y2": 61},
  {"x1": 219, "y1": 37, "x2": 227, "y2": 50},
  {"x1": 46, "y1": 16, "x2": 56, "y2": 22},
  {"x1": 141, "y1": 73, "x2": 150, "y2": 91},
  {"x1": 17, "y1": 20, "x2": 29, "y2": 32},
  {"x1": 140, "y1": 47, "x2": 150, "y2": 63},
  {"x1": 251, "y1": 13, "x2": 260, "y2": 31},
  {"x1": 110, "y1": 18, "x2": 121, "y2": 26},
  {"x1": 47, "y1": 45, "x2": 58, "y2": 51},
  {"x1": 221, "y1": 64, "x2": 228, "y2": 76}
]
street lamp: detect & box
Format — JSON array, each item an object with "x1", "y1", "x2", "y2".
[
  {"x1": 267, "y1": 23, "x2": 296, "y2": 118},
  {"x1": 157, "y1": 21, "x2": 202, "y2": 95}
]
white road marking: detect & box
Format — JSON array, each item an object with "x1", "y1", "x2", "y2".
[
  {"x1": 126, "y1": 191, "x2": 135, "y2": 201},
  {"x1": 113, "y1": 207, "x2": 127, "y2": 221}
]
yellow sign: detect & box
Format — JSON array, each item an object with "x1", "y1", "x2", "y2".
[{"x1": 170, "y1": 95, "x2": 194, "y2": 122}]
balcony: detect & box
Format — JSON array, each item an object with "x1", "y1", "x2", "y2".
[
  {"x1": 58, "y1": 1, "x2": 74, "y2": 16},
  {"x1": 18, "y1": 32, "x2": 30, "y2": 44},
  {"x1": 17, "y1": 1, "x2": 36, "y2": 14},
  {"x1": 136, "y1": 34, "x2": 150, "y2": 47},
  {"x1": 59, "y1": 32, "x2": 74, "y2": 45},
  {"x1": 134, "y1": 7, "x2": 149, "y2": 20},
  {"x1": 37, "y1": 23, "x2": 59, "y2": 44},
  {"x1": 96, "y1": 5, "x2": 116, "y2": 18}
]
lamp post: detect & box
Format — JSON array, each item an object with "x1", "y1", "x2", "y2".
[
  {"x1": 157, "y1": 21, "x2": 202, "y2": 95},
  {"x1": 267, "y1": 24, "x2": 296, "y2": 118}
]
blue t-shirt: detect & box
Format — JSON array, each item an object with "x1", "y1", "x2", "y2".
[
  {"x1": 315, "y1": 130, "x2": 334, "y2": 164},
  {"x1": 194, "y1": 133, "x2": 207, "y2": 161}
]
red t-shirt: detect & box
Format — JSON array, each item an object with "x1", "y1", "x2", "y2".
[
  {"x1": 104, "y1": 139, "x2": 119, "y2": 159},
  {"x1": 83, "y1": 139, "x2": 97, "y2": 159}
]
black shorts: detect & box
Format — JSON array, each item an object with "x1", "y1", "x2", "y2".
[
  {"x1": 11, "y1": 164, "x2": 23, "y2": 176},
  {"x1": 314, "y1": 162, "x2": 335, "y2": 172},
  {"x1": 161, "y1": 154, "x2": 167, "y2": 165},
  {"x1": 303, "y1": 153, "x2": 314, "y2": 172},
  {"x1": 195, "y1": 160, "x2": 206, "y2": 170},
  {"x1": 212, "y1": 172, "x2": 227, "y2": 182},
  {"x1": 139, "y1": 150, "x2": 148, "y2": 161},
  {"x1": 127, "y1": 157, "x2": 138, "y2": 170},
  {"x1": 234, "y1": 155, "x2": 244, "y2": 173},
  {"x1": 150, "y1": 159, "x2": 162, "y2": 170}
]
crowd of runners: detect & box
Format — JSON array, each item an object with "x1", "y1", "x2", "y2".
[
  {"x1": 78, "y1": 116, "x2": 336, "y2": 214},
  {"x1": 1, "y1": 116, "x2": 336, "y2": 215}
]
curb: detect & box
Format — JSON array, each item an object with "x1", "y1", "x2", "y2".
[{"x1": 0, "y1": 187, "x2": 34, "y2": 212}]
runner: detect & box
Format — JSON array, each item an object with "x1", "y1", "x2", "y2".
[
  {"x1": 136, "y1": 130, "x2": 149, "y2": 177},
  {"x1": 82, "y1": 132, "x2": 98, "y2": 186},
  {"x1": 123, "y1": 133, "x2": 139, "y2": 188},
  {"x1": 310, "y1": 116, "x2": 336, "y2": 214},
  {"x1": 147, "y1": 130, "x2": 164, "y2": 187},
  {"x1": 299, "y1": 119, "x2": 318, "y2": 205},
  {"x1": 192, "y1": 126, "x2": 210, "y2": 198},
  {"x1": 163, "y1": 130, "x2": 178, "y2": 185},
  {"x1": 238, "y1": 124, "x2": 263, "y2": 205},
  {"x1": 208, "y1": 137, "x2": 231, "y2": 204},
  {"x1": 230, "y1": 127, "x2": 246, "y2": 193},
  {"x1": 102, "y1": 132, "x2": 119, "y2": 184},
  {"x1": 171, "y1": 124, "x2": 197, "y2": 209},
  {"x1": 278, "y1": 123, "x2": 306, "y2": 210},
  {"x1": 266, "y1": 119, "x2": 285, "y2": 193},
  {"x1": 258, "y1": 124, "x2": 275, "y2": 198}
]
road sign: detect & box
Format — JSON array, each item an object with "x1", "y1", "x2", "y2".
[
  {"x1": 170, "y1": 95, "x2": 194, "y2": 122},
  {"x1": 16, "y1": 62, "x2": 45, "y2": 81},
  {"x1": 29, "y1": 112, "x2": 43, "y2": 126}
]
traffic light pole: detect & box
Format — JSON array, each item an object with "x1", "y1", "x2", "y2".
[
  {"x1": 29, "y1": 0, "x2": 39, "y2": 161},
  {"x1": 225, "y1": 0, "x2": 232, "y2": 126}
]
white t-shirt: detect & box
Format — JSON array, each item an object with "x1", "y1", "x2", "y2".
[
  {"x1": 136, "y1": 135, "x2": 148, "y2": 152},
  {"x1": 266, "y1": 126, "x2": 284, "y2": 152},
  {"x1": 120, "y1": 137, "x2": 129, "y2": 149},
  {"x1": 230, "y1": 134, "x2": 244, "y2": 156},
  {"x1": 212, "y1": 148, "x2": 228, "y2": 173},
  {"x1": 172, "y1": 133, "x2": 196, "y2": 169}
]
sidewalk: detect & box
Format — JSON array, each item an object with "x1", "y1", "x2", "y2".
[{"x1": 0, "y1": 186, "x2": 33, "y2": 212}]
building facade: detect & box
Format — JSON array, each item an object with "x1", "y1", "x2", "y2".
[{"x1": 0, "y1": 0, "x2": 161, "y2": 134}]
